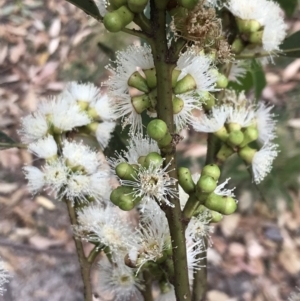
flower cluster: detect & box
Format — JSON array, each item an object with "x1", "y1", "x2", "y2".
[{"x1": 192, "y1": 91, "x2": 279, "y2": 183}]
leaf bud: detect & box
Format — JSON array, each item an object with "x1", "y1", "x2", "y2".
[
  {"x1": 197, "y1": 175, "x2": 217, "y2": 194},
  {"x1": 147, "y1": 119, "x2": 168, "y2": 141},
  {"x1": 173, "y1": 74, "x2": 196, "y2": 94},
  {"x1": 143, "y1": 152, "x2": 163, "y2": 168},
  {"x1": 240, "y1": 126, "x2": 259, "y2": 148},
  {"x1": 128, "y1": 71, "x2": 149, "y2": 93},
  {"x1": 227, "y1": 130, "x2": 244, "y2": 147},
  {"x1": 172, "y1": 96, "x2": 184, "y2": 114},
  {"x1": 202, "y1": 164, "x2": 221, "y2": 181},
  {"x1": 143, "y1": 68, "x2": 157, "y2": 89},
  {"x1": 178, "y1": 167, "x2": 195, "y2": 194},
  {"x1": 131, "y1": 94, "x2": 151, "y2": 114},
  {"x1": 205, "y1": 193, "x2": 237, "y2": 215},
  {"x1": 116, "y1": 162, "x2": 137, "y2": 180},
  {"x1": 238, "y1": 146, "x2": 256, "y2": 164}
]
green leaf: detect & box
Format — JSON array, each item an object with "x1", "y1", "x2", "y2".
[
  {"x1": 65, "y1": 0, "x2": 101, "y2": 20},
  {"x1": 251, "y1": 60, "x2": 266, "y2": 100},
  {"x1": 275, "y1": 0, "x2": 298, "y2": 17},
  {"x1": 228, "y1": 70, "x2": 253, "y2": 93},
  {"x1": 280, "y1": 30, "x2": 300, "y2": 57}
]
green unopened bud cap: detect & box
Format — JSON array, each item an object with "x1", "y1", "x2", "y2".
[
  {"x1": 172, "y1": 96, "x2": 184, "y2": 114},
  {"x1": 143, "y1": 68, "x2": 157, "y2": 89},
  {"x1": 249, "y1": 30, "x2": 263, "y2": 45},
  {"x1": 178, "y1": 167, "x2": 195, "y2": 194},
  {"x1": 205, "y1": 193, "x2": 237, "y2": 215},
  {"x1": 203, "y1": 93, "x2": 215, "y2": 111},
  {"x1": 216, "y1": 143, "x2": 234, "y2": 163},
  {"x1": 116, "y1": 162, "x2": 137, "y2": 180},
  {"x1": 202, "y1": 164, "x2": 221, "y2": 181},
  {"x1": 238, "y1": 146, "x2": 257, "y2": 164},
  {"x1": 119, "y1": 193, "x2": 136, "y2": 211},
  {"x1": 110, "y1": 186, "x2": 133, "y2": 206},
  {"x1": 236, "y1": 18, "x2": 261, "y2": 33},
  {"x1": 174, "y1": 74, "x2": 196, "y2": 94},
  {"x1": 210, "y1": 210, "x2": 223, "y2": 223},
  {"x1": 240, "y1": 126, "x2": 259, "y2": 148},
  {"x1": 172, "y1": 69, "x2": 181, "y2": 88},
  {"x1": 197, "y1": 175, "x2": 217, "y2": 194},
  {"x1": 131, "y1": 94, "x2": 151, "y2": 114},
  {"x1": 228, "y1": 130, "x2": 244, "y2": 147},
  {"x1": 128, "y1": 71, "x2": 149, "y2": 93},
  {"x1": 227, "y1": 122, "x2": 241, "y2": 132},
  {"x1": 231, "y1": 38, "x2": 244, "y2": 54},
  {"x1": 147, "y1": 119, "x2": 168, "y2": 141},
  {"x1": 216, "y1": 74, "x2": 228, "y2": 89},
  {"x1": 214, "y1": 126, "x2": 228, "y2": 141},
  {"x1": 143, "y1": 152, "x2": 163, "y2": 168}
]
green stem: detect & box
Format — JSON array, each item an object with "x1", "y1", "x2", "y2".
[
  {"x1": 0, "y1": 142, "x2": 27, "y2": 149},
  {"x1": 141, "y1": 271, "x2": 154, "y2": 301},
  {"x1": 150, "y1": 2, "x2": 191, "y2": 301},
  {"x1": 122, "y1": 28, "x2": 150, "y2": 40},
  {"x1": 192, "y1": 238, "x2": 208, "y2": 301},
  {"x1": 87, "y1": 245, "x2": 102, "y2": 264},
  {"x1": 66, "y1": 200, "x2": 93, "y2": 301}
]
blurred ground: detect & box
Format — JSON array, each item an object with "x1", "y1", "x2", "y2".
[{"x1": 0, "y1": 1, "x2": 300, "y2": 300}]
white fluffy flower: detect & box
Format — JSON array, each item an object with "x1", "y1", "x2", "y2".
[
  {"x1": 130, "y1": 218, "x2": 170, "y2": 269},
  {"x1": 192, "y1": 106, "x2": 227, "y2": 133},
  {"x1": 28, "y1": 135, "x2": 58, "y2": 159},
  {"x1": 251, "y1": 142, "x2": 279, "y2": 184},
  {"x1": 76, "y1": 205, "x2": 134, "y2": 257},
  {"x1": 255, "y1": 102, "x2": 277, "y2": 143},
  {"x1": 226, "y1": 0, "x2": 287, "y2": 52},
  {"x1": 64, "y1": 81, "x2": 100, "y2": 104},
  {"x1": 0, "y1": 260, "x2": 10, "y2": 296},
  {"x1": 62, "y1": 140, "x2": 99, "y2": 174},
  {"x1": 98, "y1": 258, "x2": 142, "y2": 301},
  {"x1": 19, "y1": 112, "x2": 49, "y2": 143},
  {"x1": 23, "y1": 166, "x2": 45, "y2": 194},
  {"x1": 174, "y1": 94, "x2": 202, "y2": 131},
  {"x1": 176, "y1": 51, "x2": 218, "y2": 96},
  {"x1": 106, "y1": 45, "x2": 154, "y2": 98},
  {"x1": 110, "y1": 134, "x2": 160, "y2": 170},
  {"x1": 215, "y1": 178, "x2": 236, "y2": 197},
  {"x1": 96, "y1": 121, "x2": 116, "y2": 149},
  {"x1": 121, "y1": 162, "x2": 177, "y2": 207},
  {"x1": 90, "y1": 94, "x2": 116, "y2": 121},
  {"x1": 228, "y1": 60, "x2": 249, "y2": 84},
  {"x1": 226, "y1": 105, "x2": 254, "y2": 128},
  {"x1": 186, "y1": 240, "x2": 205, "y2": 277}
]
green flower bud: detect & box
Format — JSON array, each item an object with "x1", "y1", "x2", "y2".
[
  {"x1": 236, "y1": 17, "x2": 261, "y2": 33},
  {"x1": 214, "y1": 126, "x2": 228, "y2": 141},
  {"x1": 116, "y1": 162, "x2": 137, "y2": 180},
  {"x1": 205, "y1": 193, "x2": 237, "y2": 215},
  {"x1": 103, "y1": 6, "x2": 134, "y2": 32},
  {"x1": 202, "y1": 93, "x2": 215, "y2": 111},
  {"x1": 240, "y1": 126, "x2": 259, "y2": 148},
  {"x1": 202, "y1": 164, "x2": 221, "y2": 181},
  {"x1": 157, "y1": 133, "x2": 173, "y2": 148},
  {"x1": 131, "y1": 94, "x2": 151, "y2": 114},
  {"x1": 231, "y1": 38, "x2": 244, "y2": 54},
  {"x1": 110, "y1": 186, "x2": 131, "y2": 205},
  {"x1": 197, "y1": 175, "x2": 217, "y2": 194},
  {"x1": 143, "y1": 68, "x2": 157, "y2": 89},
  {"x1": 143, "y1": 152, "x2": 163, "y2": 168},
  {"x1": 227, "y1": 130, "x2": 244, "y2": 147},
  {"x1": 209, "y1": 210, "x2": 223, "y2": 223},
  {"x1": 216, "y1": 74, "x2": 228, "y2": 89},
  {"x1": 147, "y1": 119, "x2": 168, "y2": 141},
  {"x1": 227, "y1": 122, "x2": 241, "y2": 132},
  {"x1": 174, "y1": 74, "x2": 196, "y2": 94},
  {"x1": 216, "y1": 143, "x2": 234, "y2": 163},
  {"x1": 178, "y1": 167, "x2": 195, "y2": 194},
  {"x1": 172, "y1": 96, "x2": 184, "y2": 114},
  {"x1": 193, "y1": 204, "x2": 206, "y2": 216},
  {"x1": 138, "y1": 156, "x2": 146, "y2": 165},
  {"x1": 119, "y1": 193, "x2": 137, "y2": 211},
  {"x1": 178, "y1": 0, "x2": 198, "y2": 10},
  {"x1": 128, "y1": 71, "x2": 149, "y2": 93},
  {"x1": 238, "y1": 146, "x2": 256, "y2": 164},
  {"x1": 127, "y1": 0, "x2": 148, "y2": 12},
  {"x1": 109, "y1": 0, "x2": 127, "y2": 9},
  {"x1": 249, "y1": 30, "x2": 263, "y2": 45},
  {"x1": 171, "y1": 69, "x2": 181, "y2": 88}
]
